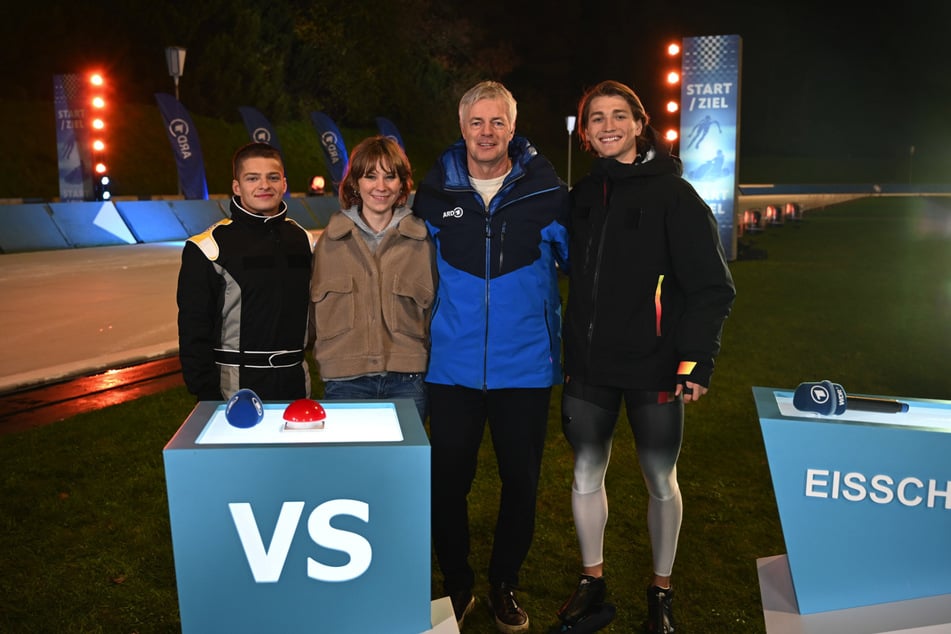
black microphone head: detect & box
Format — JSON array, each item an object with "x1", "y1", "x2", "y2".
[{"x1": 792, "y1": 380, "x2": 847, "y2": 415}]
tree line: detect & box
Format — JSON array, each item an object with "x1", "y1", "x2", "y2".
[{"x1": 7, "y1": 0, "x2": 520, "y2": 142}]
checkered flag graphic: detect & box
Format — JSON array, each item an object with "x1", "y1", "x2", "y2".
[{"x1": 683, "y1": 35, "x2": 742, "y2": 85}]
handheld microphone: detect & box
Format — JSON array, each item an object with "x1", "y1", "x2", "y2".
[{"x1": 792, "y1": 380, "x2": 909, "y2": 416}]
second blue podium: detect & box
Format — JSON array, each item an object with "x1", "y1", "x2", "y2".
[{"x1": 753, "y1": 386, "x2": 951, "y2": 617}]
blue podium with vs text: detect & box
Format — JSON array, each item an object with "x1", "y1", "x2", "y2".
[
  {"x1": 163, "y1": 399, "x2": 432, "y2": 633},
  {"x1": 753, "y1": 386, "x2": 951, "y2": 621}
]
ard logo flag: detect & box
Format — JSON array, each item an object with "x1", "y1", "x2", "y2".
[
  {"x1": 238, "y1": 106, "x2": 283, "y2": 152},
  {"x1": 309, "y1": 111, "x2": 349, "y2": 194},
  {"x1": 375, "y1": 117, "x2": 405, "y2": 150},
  {"x1": 154, "y1": 92, "x2": 209, "y2": 200},
  {"x1": 238, "y1": 106, "x2": 289, "y2": 198}
]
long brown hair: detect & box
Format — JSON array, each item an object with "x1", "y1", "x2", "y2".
[{"x1": 577, "y1": 80, "x2": 650, "y2": 156}]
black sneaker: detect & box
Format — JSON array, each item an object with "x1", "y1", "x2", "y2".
[
  {"x1": 488, "y1": 582, "x2": 529, "y2": 633},
  {"x1": 450, "y1": 590, "x2": 476, "y2": 630},
  {"x1": 645, "y1": 585, "x2": 676, "y2": 633},
  {"x1": 557, "y1": 574, "x2": 607, "y2": 626}
]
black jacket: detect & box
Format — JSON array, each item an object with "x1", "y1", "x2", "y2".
[
  {"x1": 563, "y1": 133, "x2": 735, "y2": 390},
  {"x1": 177, "y1": 197, "x2": 313, "y2": 401}
]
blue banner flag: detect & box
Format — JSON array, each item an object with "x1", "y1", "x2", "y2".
[
  {"x1": 53, "y1": 74, "x2": 91, "y2": 201},
  {"x1": 309, "y1": 111, "x2": 349, "y2": 193},
  {"x1": 238, "y1": 106, "x2": 283, "y2": 153},
  {"x1": 154, "y1": 92, "x2": 209, "y2": 200},
  {"x1": 375, "y1": 117, "x2": 405, "y2": 150},
  {"x1": 238, "y1": 106, "x2": 289, "y2": 198}
]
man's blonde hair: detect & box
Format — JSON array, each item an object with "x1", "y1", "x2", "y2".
[{"x1": 458, "y1": 81, "x2": 517, "y2": 128}]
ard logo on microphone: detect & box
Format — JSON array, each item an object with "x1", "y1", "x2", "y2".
[
  {"x1": 794, "y1": 379, "x2": 909, "y2": 416},
  {"x1": 810, "y1": 384, "x2": 830, "y2": 403},
  {"x1": 810, "y1": 383, "x2": 845, "y2": 409}
]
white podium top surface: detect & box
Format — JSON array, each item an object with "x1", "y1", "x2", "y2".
[{"x1": 196, "y1": 402, "x2": 404, "y2": 445}]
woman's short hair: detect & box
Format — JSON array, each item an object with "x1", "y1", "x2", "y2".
[{"x1": 339, "y1": 136, "x2": 413, "y2": 209}]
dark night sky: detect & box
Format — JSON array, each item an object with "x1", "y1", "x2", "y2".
[
  {"x1": 6, "y1": 1, "x2": 950, "y2": 171},
  {"x1": 489, "y1": 0, "x2": 951, "y2": 166}
]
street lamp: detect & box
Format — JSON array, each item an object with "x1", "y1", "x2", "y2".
[
  {"x1": 165, "y1": 46, "x2": 187, "y2": 101},
  {"x1": 566, "y1": 115, "x2": 576, "y2": 187}
]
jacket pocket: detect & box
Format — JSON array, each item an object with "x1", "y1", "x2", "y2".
[
  {"x1": 312, "y1": 275, "x2": 355, "y2": 341},
  {"x1": 388, "y1": 274, "x2": 434, "y2": 339}
]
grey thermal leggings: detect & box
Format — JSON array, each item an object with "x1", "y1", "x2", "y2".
[{"x1": 561, "y1": 380, "x2": 684, "y2": 577}]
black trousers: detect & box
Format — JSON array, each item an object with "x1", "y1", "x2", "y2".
[{"x1": 428, "y1": 383, "x2": 551, "y2": 594}]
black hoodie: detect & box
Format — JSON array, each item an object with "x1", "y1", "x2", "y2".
[{"x1": 563, "y1": 129, "x2": 736, "y2": 390}]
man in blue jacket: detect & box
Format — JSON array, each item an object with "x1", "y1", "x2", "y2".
[{"x1": 413, "y1": 81, "x2": 570, "y2": 633}]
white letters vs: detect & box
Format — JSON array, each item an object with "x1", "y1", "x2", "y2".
[{"x1": 228, "y1": 499, "x2": 372, "y2": 583}]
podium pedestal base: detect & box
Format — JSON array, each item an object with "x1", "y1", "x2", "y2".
[
  {"x1": 426, "y1": 597, "x2": 459, "y2": 634},
  {"x1": 757, "y1": 555, "x2": 951, "y2": 633}
]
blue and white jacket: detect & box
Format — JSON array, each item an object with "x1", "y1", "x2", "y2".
[{"x1": 412, "y1": 136, "x2": 569, "y2": 390}]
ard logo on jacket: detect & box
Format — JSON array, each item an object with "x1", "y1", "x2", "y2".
[{"x1": 442, "y1": 207, "x2": 464, "y2": 219}]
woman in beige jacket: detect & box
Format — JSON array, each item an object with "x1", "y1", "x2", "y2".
[{"x1": 310, "y1": 136, "x2": 437, "y2": 421}]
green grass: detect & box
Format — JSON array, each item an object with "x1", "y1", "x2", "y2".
[{"x1": 2, "y1": 195, "x2": 951, "y2": 632}]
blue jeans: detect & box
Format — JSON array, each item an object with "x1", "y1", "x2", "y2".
[{"x1": 322, "y1": 372, "x2": 428, "y2": 422}]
